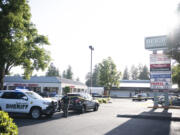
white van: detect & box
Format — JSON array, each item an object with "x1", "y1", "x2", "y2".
[{"x1": 0, "y1": 90, "x2": 58, "y2": 119}]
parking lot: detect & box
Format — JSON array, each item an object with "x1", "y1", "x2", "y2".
[{"x1": 13, "y1": 98, "x2": 180, "y2": 135}]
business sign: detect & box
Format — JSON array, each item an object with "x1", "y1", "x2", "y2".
[
  {"x1": 145, "y1": 35, "x2": 167, "y2": 50},
  {"x1": 150, "y1": 78, "x2": 171, "y2": 82},
  {"x1": 151, "y1": 81, "x2": 171, "y2": 89},
  {"x1": 150, "y1": 54, "x2": 171, "y2": 64},
  {"x1": 150, "y1": 67, "x2": 171, "y2": 71},
  {"x1": 150, "y1": 53, "x2": 171, "y2": 90},
  {"x1": 150, "y1": 64, "x2": 170, "y2": 68},
  {"x1": 150, "y1": 74, "x2": 171, "y2": 79}
]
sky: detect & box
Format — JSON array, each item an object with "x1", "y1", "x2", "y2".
[{"x1": 13, "y1": 0, "x2": 180, "y2": 83}]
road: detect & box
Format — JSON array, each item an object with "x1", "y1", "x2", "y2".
[{"x1": 13, "y1": 99, "x2": 180, "y2": 135}]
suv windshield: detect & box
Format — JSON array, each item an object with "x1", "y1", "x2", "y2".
[{"x1": 26, "y1": 91, "x2": 43, "y2": 99}]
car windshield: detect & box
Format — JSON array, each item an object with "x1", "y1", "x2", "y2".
[
  {"x1": 25, "y1": 91, "x2": 43, "y2": 99},
  {"x1": 49, "y1": 94, "x2": 56, "y2": 97},
  {"x1": 67, "y1": 94, "x2": 81, "y2": 97}
]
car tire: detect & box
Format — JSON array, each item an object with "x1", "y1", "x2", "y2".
[
  {"x1": 81, "y1": 106, "x2": 86, "y2": 114},
  {"x1": 30, "y1": 107, "x2": 41, "y2": 119},
  {"x1": 93, "y1": 105, "x2": 98, "y2": 111}
]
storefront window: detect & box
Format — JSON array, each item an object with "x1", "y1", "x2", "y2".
[{"x1": 43, "y1": 87, "x2": 58, "y2": 97}]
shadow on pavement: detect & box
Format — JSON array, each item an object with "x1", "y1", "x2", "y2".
[
  {"x1": 12, "y1": 111, "x2": 90, "y2": 127},
  {"x1": 105, "y1": 109, "x2": 173, "y2": 135}
]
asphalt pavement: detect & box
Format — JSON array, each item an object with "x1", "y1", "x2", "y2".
[{"x1": 13, "y1": 99, "x2": 180, "y2": 135}]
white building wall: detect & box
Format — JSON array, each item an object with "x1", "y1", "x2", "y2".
[
  {"x1": 110, "y1": 90, "x2": 133, "y2": 97},
  {"x1": 110, "y1": 90, "x2": 165, "y2": 98},
  {"x1": 87, "y1": 87, "x2": 104, "y2": 94}
]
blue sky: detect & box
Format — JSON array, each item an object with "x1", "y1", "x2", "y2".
[{"x1": 13, "y1": 0, "x2": 180, "y2": 82}]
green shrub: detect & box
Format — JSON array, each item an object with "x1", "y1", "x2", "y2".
[
  {"x1": 0, "y1": 111, "x2": 18, "y2": 135},
  {"x1": 97, "y1": 99, "x2": 103, "y2": 104},
  {"x1": 102, "y1": 98, "x2": 108, "y2": 103}
]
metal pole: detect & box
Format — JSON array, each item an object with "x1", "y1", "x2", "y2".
[
  {"x1": 89, "y1": 45, "x2": 94, "y2": 94},
  {"x1": 90, "y1": 49, "x2": 92, "y2": 94},
  {"x1": 152, "y1": 50, "x2": 159, "y2": 108}
]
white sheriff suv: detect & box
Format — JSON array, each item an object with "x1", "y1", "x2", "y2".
[{"x1": 0, "y1": 90, "x2": 58, "y2": 119}]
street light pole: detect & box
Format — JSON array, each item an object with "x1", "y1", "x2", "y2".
[{"x1": 89, "y1": 45, "x2": 94, "y2": 94}]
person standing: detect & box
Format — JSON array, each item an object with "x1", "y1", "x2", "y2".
[{"x1": 62, "y1": 94, "x2": 70, "y2": 117}]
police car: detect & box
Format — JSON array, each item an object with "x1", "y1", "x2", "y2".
[{"x1": 0, "y1": 89, "x2": 58, "y2": 119}]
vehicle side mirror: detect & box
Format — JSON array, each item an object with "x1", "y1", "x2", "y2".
[{"x1": 22, "y1": 96, "x2": 28, "y2": 101}]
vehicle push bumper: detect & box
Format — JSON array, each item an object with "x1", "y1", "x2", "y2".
[{"x1": 42, "y1": 101, "x2": 58, "y2": 115}]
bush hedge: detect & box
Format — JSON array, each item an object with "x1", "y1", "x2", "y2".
[
  {"x1": 97, "y1": 97, "x2": 111, "y2": 104},
  {"x1": 0, "y1": 111, "x2": 18, "y2": 135}
]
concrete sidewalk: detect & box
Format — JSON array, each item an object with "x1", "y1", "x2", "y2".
[{"x1": 117, "y1": 107, "x2": 180, "y2": 121}]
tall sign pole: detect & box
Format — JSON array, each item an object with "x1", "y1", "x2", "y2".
[{"x1": 145, "y1": 35, "x2": 171, "y2": 108}]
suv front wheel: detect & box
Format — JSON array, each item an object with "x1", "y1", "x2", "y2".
[
  {"x1": 30, "y1": 107, "x2": 41, "y2": 119},
  {"x1": 93, "y1": 104, "x2": 98, "y2": 111}
]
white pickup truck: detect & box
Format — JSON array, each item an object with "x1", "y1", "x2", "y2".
[{"x1": 0, "y1": 90, "x2": 58, "y2": 119}]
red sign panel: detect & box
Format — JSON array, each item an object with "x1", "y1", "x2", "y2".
[{"x1": 150, "y1": 64, "x2": 170, "y2": 68}]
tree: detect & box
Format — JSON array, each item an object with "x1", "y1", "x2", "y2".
[
  {"x1": 166, "y1": 4, "x2": 180, "y2": 63},
  {"x1": 0, "y1": 0, "x2": 50, "y2": 89},
  {"x1": 62, "y1": 70, "x2": 66, "y2": 78},
  {"x1": 172, "y1": 65, "x2": 180, "y2": 89},
  {"x1": 130, "y1": 65, "x2": 138, "y2": 80},
  {"x1": 63, "y1": 86, "x2": 70, "y2": 94},
  {"x1": 98, "y1": 57, "x2": 121, "y2": 95},
  {"x1": 92, "y1": 65, "x2": 100, "y2": 87},
  {"x1": 66, "y1": 65, "x2": 73, "y2": 79},
  {"x1": 62, "y1": 65, "x2": 73, "y2": 79},
  {"x1": 85, "y1": 64, "x2": 100, "y2": 87},
  {"x1": 85, "y1": 72, "x2": 91, "y2": 87},
  {"x1": 76, "y1": 77, "x2": 80, "y2": 82},
  {"x1": 138, "y1": 65, "x2": 150, "y2": 80},
  {"x1": 166, "y1": 3, "x2": 180, "y2": 89},
  {"x1": 122, "y1": 67, "x2": 130, "y2": 80},
  {"x1": 46, "y1": 63, "x2": 60, "y2": 77}
]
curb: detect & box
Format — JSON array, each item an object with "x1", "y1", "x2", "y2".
[
  {"x1": 148, "y1": 106, "x2": 180, "y2": 109},
  {"x1": 117, "y1": 114, "x2": 180, "y2": 121}
]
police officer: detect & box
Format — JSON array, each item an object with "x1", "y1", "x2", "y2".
[{"x1": 62, "y1": 94, "x2": 70, "y2": 117}]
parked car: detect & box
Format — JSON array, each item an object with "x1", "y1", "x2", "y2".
[
  {"x1": 158, "y1": 95, "x2": 180, "y2": 106},
  {"x1": 91, "y1": 93, "x2": 103, "y2": 98},
  {"x1": 61, "y1": 93, "x2": 99, "y2": 113},
  {"x1": 132, "y1": 93, "x2": 148, "y2": 101},
  {"x1": 171, "y1": 97, "x2": 180, "y2": 106},
  {"x1": 0, "y1": 90, "x2": 58, "y2": 119}
]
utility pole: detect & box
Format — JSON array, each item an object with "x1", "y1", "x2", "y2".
[{"x1": 89, "y1": 45, "x2": 94, "y2": 94}]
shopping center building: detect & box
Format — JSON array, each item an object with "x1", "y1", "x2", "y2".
[
  {"x1": 4, "y1": 76, "x2": 87, "y2": 95},
  {"x1": 110, "y1": 80, "x2": 178, "y2": 97}
]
